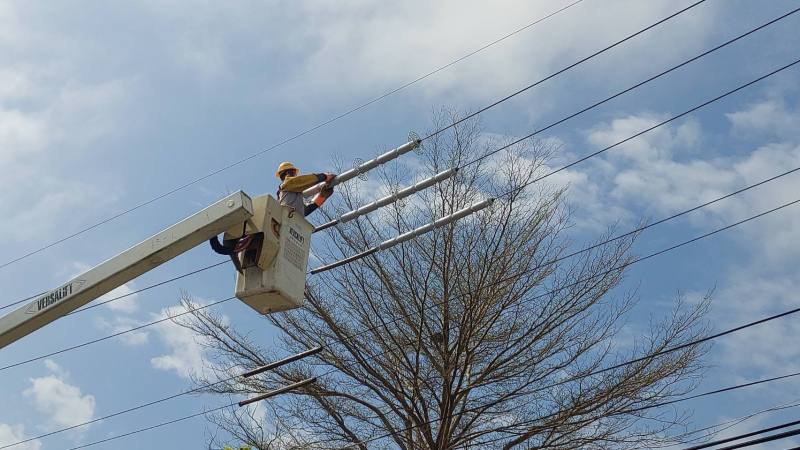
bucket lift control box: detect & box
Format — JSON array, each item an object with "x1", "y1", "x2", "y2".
[{"x1": 225, "y1": 195, "x2": 312, "y2": 314}]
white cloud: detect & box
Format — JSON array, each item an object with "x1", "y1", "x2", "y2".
[
  {"x1": 23, "y1": 361, "x2": 96, "y2": 430},
  {"x1": 0, "y1": 108, "x2": 47, "y2": 162},
  {"x1": 0, "y1": 3, "x2": 129, "y2": 242},
  {"x1": 586, "y1": 114, "x2": 702, "y2": 163},
  {"x1": 131, "y1": 0, "x2": 716, "y2": 114},
  {"x1": 68, "y1": 262, "x2": 140, "y2": 313},
  {"x1": 710, "y1": 273, "x2": 800, "y2": 376},
  {"x1": 98, "y1": 284, "x2": 140, "y2": 314},
  {"x1": 95, "y1": 315, "x2": 150, "y2": 346},
  {"x1": 0, "y1": 424, "x2": 41, "y2": 450},
  {"x1": 569, "y1": 102, "x2": 800, "y2": 262},
  {"x1": 43, "y1": 359, "x2": 68, "y2": 378},
  {"x1": 150, "y1": 302, "x2": 211, "y2": 379},
  {"x1": 272, "y1": 0, "x2": 716, "y2": 109},
  {"x1": 727, "y1": 98, "x2": 800, "y2": 141}
]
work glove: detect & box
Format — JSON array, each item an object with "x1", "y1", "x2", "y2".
[
  {"x1": 313, "y1": 185, "x2": 334, "y2": 207},
  {"x1": 324, "y1": 173, "x2": 336, "y2": 183}
]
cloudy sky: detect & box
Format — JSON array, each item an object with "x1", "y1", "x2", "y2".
[{"x1": 1, "y1": 0, "x2": 799, "y2": 448}]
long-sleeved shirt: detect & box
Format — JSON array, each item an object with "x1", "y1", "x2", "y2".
[{"x1": 277, "y1": 173, "x2": 327, "y2": 216}]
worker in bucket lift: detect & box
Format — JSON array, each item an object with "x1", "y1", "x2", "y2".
[
  {"x1": 275, "y1": 161, "x2": 336, "y2": 217},
  {"x1": 209, "y1": 162, "x2": 335, "y2": 269}
]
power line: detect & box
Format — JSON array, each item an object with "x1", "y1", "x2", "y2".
[
  {"x1": 460, "y1": 373, "x2": 800, "y2": 448},
  {"x1": 305, "y1": 198, "x2": 800, "y2": 449},
  {"x1": 3, "y1": 164, "x2": 795, "y2": 373},
  {"x1": 312, "y1": 4, "x2": 797, "y2": 236},
  {"x1": 0, "y1": 291, "x2": 45, "y2": 312},
  {"x1": 0, "y1": 0, "x2": 588, "y2": 272},
  {"x1": 671, "y1": 399, "x2": 800, "y2": 450},
  {"x1": 311, "y1": 48, "x2": 800, "y2": 273},
  {"x1": 8, "y1": 17, "x2": 797, "y2": 314},
  {"x1": 0, "y1": 297, "x2": 235, "y2": 372},
  {"x1": 67, "y1": 261, "x2": 227, "y2": 315},
  {"x1": 1, "y1": 262, "x2": 227, "y2": 313},
  {"x1": 421, "y1": 0, "x2": 709, "y2": 141},
  {"x1": 702, "y1": 426, "x2": 800, "y2": 450},
  {"x1": 3, "y1": 7, "x2": 795, "y2": 448},
  {"x1": 5, "y1": 15, "x2": 799, "y2": 443},
  {"x1": 7, "y1": 0, "x2": 771, "y2": 309},
  {"x1": 4, "y1": 162, "x2": 798, "y2": 374},
  {"x1": 19, "y1": 50, "x2": 798, "y2": 399},
  {"x1": 5, "y1": 194, "x2": 799, "y2": 449},
  {"x1": 459, "y1": 6, "x2": 800, "y2": 169},
  {"x1": 60, "y1": 345, "x2": 800, "y2": 450},
  {"x1": 685, "y1": 418, "x2": 800, "y2": 450},
  {"x1": 65, "y1": 402, "x2": 235, "y2": 450},
  {"x1": 4, "y1": 11, "x2": 799, "y2": 311}
]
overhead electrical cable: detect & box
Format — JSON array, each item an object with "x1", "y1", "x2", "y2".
[
  {"x1": 60, "y1": 379, "x2": 317, "y2": 450},
  {"x1": 4, "y1": 16, "x2": 799, "y2": 310},
  {"x1": 685, "y1": 418, "x2": 800, "y2": 450},
  {"x1": 453, "y1": 372, "x2": 800, "y2": 448},
  {"x1": 4, "y1": 51, "x2": 799, "y2": 376},
  {"x1": 4, "y1": 162, "x2": 798, "y2": 373},
  {"x1": 1, "y1": 262, "x2": 227, "y2": 313},
  {"x1": 6, "y1": 13, "x2": 796, "y2": 446},
  {"x1": 314, "y1": 6, "x2": 798, "y2": 235},
  {"x1": 0, "y1": 0, "x2": 589, "y2": 271},
  {"x1": 315, "y1": 5, "x2": 797, "y2": 234},
  {"x1": 302, "y1": 198, "x2": 800, "y2": 449},
  {"x1": 4, "y1": 196, "x2": 800, "y2": 450},
  {"x1": 312, "y1": 52, "x2": 800, "y2": 273},
  {"x1": 457, "y1": 6, "x2": 800, "y2": 169},
  {"x1": 349, "y1": 309, "x2": 800, "y2": 449},
  {"x1": 665, "y1": 398, "x2": 800, "y2": 450},
  {"x1": 3, "y1": 3, "x2": 796, "y2": 446},
  {"x1": 419, "y1": 0, "x2": 709, "y2": 140},
  {"x1": 0, "y1": 291, "x2": 46, "y2": 312},
  {"x1": 0, "y1": 297, "x2": 235, "y2": 372},
  {"x1": 67, "y1": 261, "x2": 227, "y2": 315},
  {"x1": 1, "y1": 168, "x2": 793, "y2": 370},
  {"x1": 689, "y1": 426, "x2": 800, "y2": 450},
  {"x1": 48, "y1": 352, "x2": 800, "y2": 450},
  {"x1": 7, "y1": 21, "x2": 798, "y2": 312},
  {"x1": 63, "y1": 402, "x2": 235, "y2": 450}
]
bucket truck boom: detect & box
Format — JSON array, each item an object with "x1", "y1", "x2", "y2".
[
  {"x1": 0, "y1": 136, "x2": 429, "y2": 350},
  {"x1": 0, "y1": 191, "x2": 254, "y2": 349}
]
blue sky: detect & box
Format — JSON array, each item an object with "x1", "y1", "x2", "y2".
[{"x1": 1, "y1": 0, "x2": 800, "y2": 448}]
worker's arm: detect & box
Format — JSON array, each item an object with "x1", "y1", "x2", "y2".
[
  {"x1": 280, "y1": 174, "x2": 328, "y2": 193},
  {"x1": 304, "y1": 186, "x2": 334, "y2": 216}
]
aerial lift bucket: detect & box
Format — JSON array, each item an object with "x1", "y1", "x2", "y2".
[{"x1": 224, "y1": 195, "x2": 312, "y2": 314}]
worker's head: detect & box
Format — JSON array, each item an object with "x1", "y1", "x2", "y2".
[{"x1": 276, "y1": 161, "x2": 299, "y2": 180}]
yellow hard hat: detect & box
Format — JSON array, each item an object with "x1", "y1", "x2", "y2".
[{"x1": 276, "y1": 161, "x2": 298, "y2": 178}]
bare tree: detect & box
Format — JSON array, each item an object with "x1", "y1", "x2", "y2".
[{"x1": 179, "y1": 110, "x2": 710, "y2": 450}]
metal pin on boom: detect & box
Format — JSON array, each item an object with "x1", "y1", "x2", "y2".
[
  {"x1": 314, "y1": 167, "x2": 459, "y2": 232},
  {"x1": 310, "y1": 198, "x2": 495, "y2": 274},
  {"x1": 303, "y1": 136, "x2": 422, "y2": 197}
]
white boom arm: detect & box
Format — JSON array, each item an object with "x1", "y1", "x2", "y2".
[{"x1": 0, "y1": 191, "x2": 254, "y2": 349}]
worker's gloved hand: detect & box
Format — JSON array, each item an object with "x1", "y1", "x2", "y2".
[
  {"x1": 312, "y1": 185, "x2": 334, "y2": 207},
  {"x1": 312, "y1": 193, "x2": 328, "y2": 207},
  {"x1": 324, "y1": 173, "x2": 336, "y2": 183}
]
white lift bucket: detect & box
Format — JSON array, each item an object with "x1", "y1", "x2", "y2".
[{"x1": 225, "y1": 195, "x2": 312, "y2": 314}]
